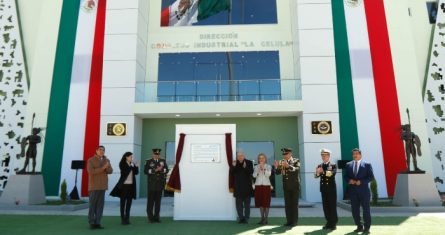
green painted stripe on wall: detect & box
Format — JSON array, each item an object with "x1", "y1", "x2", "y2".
[
  {"x1": 41, "y1": 0, "x2": 81, "y2": 196},
  {"x1": 331, "y1": 0, "x2": 359, "y2": 184}
]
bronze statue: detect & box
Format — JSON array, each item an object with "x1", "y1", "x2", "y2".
[
  {"x1": 400, "y1": 109, "x2": 424, "y2": 173},
  {"x1": 17, "y1": 113, "x2": 43, "y2": 174}
]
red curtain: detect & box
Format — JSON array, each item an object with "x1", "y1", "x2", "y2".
[
  {"x1": 166, "y1": 133, "x2": 186, "y2": 192},
  {"x1": 226, "y1": 133, "x2": 234, "y2": 192}
]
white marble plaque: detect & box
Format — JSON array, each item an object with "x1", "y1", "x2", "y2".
[{"x1": 191, "y1": 144, "x2": 221, "y2": 163}]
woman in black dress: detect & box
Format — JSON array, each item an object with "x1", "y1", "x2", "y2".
[{"x1": 110, "y1": 152, "x2": 138, "y2": 225}]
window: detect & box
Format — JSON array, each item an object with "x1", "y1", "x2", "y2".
[
  {"x1": 426, "y1": 2, "x2": 438, "y2": 24},
  {"x1": 161, "y1": 0, "x2": 278, "y2": 27},
  {"x1": 236, "y1": 141, "x2": 275, "y2": 164},
  {"x1": 158, "y1": 51, "x2": 281, "y2": 101}
]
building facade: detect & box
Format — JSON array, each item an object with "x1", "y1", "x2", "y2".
[{"x1": 0, "y1": 0, "x2": 443, "y2": 202}]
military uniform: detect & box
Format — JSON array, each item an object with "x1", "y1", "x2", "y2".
[
  {"x1": 276, "y1": 148, "x2": 300, "y2": 227},
  {"x1": 315, "y1": 159, "x2": 338, "y2": 229},
  {"x1": 144, "y1": 149, "x2": 169, "y2": 223}
]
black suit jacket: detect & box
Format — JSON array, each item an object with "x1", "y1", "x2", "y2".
[
  {"x1": 110, "y1": 161, "x2": 139, "y2": 199},
  {"x1": 345, "y1": 160, "x2": 374, "y2": 194},
  {"x1": 230, "y1": 159, "x2": 254, "y2": 198}
]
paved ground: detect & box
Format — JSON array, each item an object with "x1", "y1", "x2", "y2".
[{"x1": 1, "y1": 197, "x2": 444, "y2": 219}]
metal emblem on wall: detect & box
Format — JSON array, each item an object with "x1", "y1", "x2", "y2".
[
  {"x1": 312, "y1": 121, "x2": 332, "y2": 135},
  {"x1": 106, "y1": 123, "x2": 127, "y2": 136}
]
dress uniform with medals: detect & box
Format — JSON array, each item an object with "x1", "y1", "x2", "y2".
[
  {"x1": 314, "y1": 148, "x2": 338, "y2": 230},
  {"x1": 144, "y1": 148, "x2": 169, "y2": 223},
  {"x1": 275, "y1": 147, "x2": 300, "y2": 227}
]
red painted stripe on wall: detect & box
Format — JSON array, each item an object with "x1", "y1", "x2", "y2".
[
  {"x1": 81, "y1": 0, "x2": 107, "y2": 197},
  {"x1": 363, "y1": 0, "x2": 406, "y2": 196}
]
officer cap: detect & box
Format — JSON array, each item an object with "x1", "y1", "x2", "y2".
[{"x1": 281, "y1": 147, "x2": 293, "y2": 155}]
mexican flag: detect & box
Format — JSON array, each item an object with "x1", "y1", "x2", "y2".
[{"x1": 161, "y1": 0, "x2": 230, "y2": 26}]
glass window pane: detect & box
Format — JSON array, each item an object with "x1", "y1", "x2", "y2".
[{"x1": 160, "y1": 0, "x2": 278, "y2": 26}]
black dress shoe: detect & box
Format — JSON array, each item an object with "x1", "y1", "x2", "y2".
[
  {"x1": 89, "y1": 224, "x2": 96, "y2": 230},
  {"x1": 328, "y1": 226, "x2": 336, "y2": 230},
  {"x1": 284, "y1": 222, "x2": 295, "y2": 227},
  {"x1": 95, "y1": 224, "x2": 104, "y2": 229},
  {"x1": 354, "y1": 226, "x2": 364, "y2": 232},
  {"x1": 363, "y1": 228, "x2": 370, "y2": 233}
]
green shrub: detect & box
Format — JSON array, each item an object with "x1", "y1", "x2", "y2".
[
  {"x1": 60, "y1": 180, "x2": 68, "y2": 204},
  {"x1": 370, "y1": 178, "x2": 378, "y2": 205}
]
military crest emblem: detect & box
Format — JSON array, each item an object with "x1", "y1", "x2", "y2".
[
  {"x1": 81, "y1": 0, "x2": 96, "y2": 12},
  {"x1": 345, "y1": 0, "x2": 362, "y2": 8}
]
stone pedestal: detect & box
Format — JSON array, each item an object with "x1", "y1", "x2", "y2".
[
  {"x1": 393, "y1": 173, "x2": 441, "y2": 207},
  {"x1": 0, "y1": 174, "x2": 46, "y2": 205}
]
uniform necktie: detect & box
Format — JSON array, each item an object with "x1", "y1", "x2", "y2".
[{"x1": 354, "y1": 161, "x2": 358, "y2": 176}]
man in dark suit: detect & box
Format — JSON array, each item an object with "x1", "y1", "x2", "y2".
[
  {"x1": 315, "y1": 148, "x2": 338, "y2": 230},
  {"x1": 345, "y1": 148, "x2": 374, "y2": 234},
  {"x1": 230, "y1": 151, "x2": 254, "y2": 224},
  {"x1": 144, "y1": 148, "x2": 169, "y2": 223},
  {"x1": 274, "y1": 147, "x2": 300, "y2": 227}
]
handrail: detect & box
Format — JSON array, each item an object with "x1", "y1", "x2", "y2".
[{"x1": 135, "y1": 79, "x2": 301, "y2": 103}]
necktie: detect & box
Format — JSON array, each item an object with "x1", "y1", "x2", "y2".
[{"x1": 354, "y1": 161, "x2": 358, "y2": 176}]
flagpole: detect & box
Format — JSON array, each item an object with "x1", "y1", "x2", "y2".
[{"x1": 226, "y1": 0, "x2": 236, "y2": 101}]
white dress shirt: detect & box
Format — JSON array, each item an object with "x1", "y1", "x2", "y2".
[
  {"x1": 353, "y1": 159, "x2": 362, "y2": 175},
  {"x1": 124, "y1": 163, "x2": 134, "y2": 184}
]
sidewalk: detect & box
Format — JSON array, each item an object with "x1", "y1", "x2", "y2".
[{"x1": 1, "y1": 197, "x2": 444, "y2": 218}]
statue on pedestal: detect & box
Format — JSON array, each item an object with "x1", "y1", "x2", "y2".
[
  {"x1": 400, "y1": 109, "x2": 425, "y2": 173},
  {"x1": 17, "y1": 113, "x2": 44, "y2": 174}
]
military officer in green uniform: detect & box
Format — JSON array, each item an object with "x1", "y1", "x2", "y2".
[
  {"x1": 315, "y1": 148, "x2": 338, "y2": 230},
  {"x1": 144, "y1": 148, "x2": 169, "y2": 223},
  {"x1": 274, "y1": 147, "x2": 300, "y2": 227}
]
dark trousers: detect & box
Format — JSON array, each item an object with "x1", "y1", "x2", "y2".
[
  {"x1": 88, "y1": 190, "x2": 105, "y2": 225},
  {"x1": 284, "y1": 189, "x2": 299, "y2": 224},
  {"x1": 350, "y1": 187, "x2": 371, "y2": 229},
  {"x1": 120, "y1": 184, "x2": 133, "y2": 221},
  {"x1": 235, "y1": 197, "x2": 251, "y2": 220},
  {"x1": 321, "y1": 190, "x2": 338, "y2": 226},
  {"x1": 147, "y1": 190, "x2": 162, "y2": 220}
]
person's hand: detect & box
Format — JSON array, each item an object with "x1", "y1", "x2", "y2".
[
  {"x1": 260, "y1": 163, "x2": 265, "y2": 171},
  {"x1": 232, "y1": 160, "x2": 236, "y2": 167},
  {"x1": 348, "y1": 179, "x2": 356, "y2": 185},
  {"x1": 316, "y1": 167, "x2": 324, "y2": 174},
  {"x1": 356, "y1": 180, "x2": 361, "y2": 186},
  {"x1": 274, "y1": 160, "x2": 279, "y2": 168},
  {"x1": 282, "y1": 160, "x2": 289, "y2": 168},
  {"x1": 133, "y1": 161, "x2": 138, "y2": 167},
  {"x1": 102, "y1": 161, "x2": 109, "y2": 170}
]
